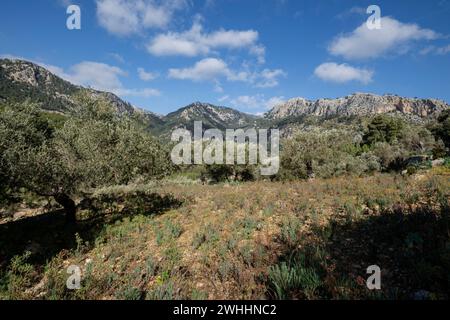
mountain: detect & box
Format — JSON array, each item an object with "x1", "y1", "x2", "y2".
[
  {"x1": 266, "y1": 93, "x2": 448, "y2": 121},
  {"x1": 153, "y1": 102, "x2": 265, "y2": 138},
  {"x1": 0, "y1": 58, "x2": 162, "y2": 124},
  {"x1": 1, "y1": 58, "x2": 449, "y2": 139}
]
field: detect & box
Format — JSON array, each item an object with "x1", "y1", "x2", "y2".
[{"x1": 1, "y1": 169, "x2": 449, "y2": 300}]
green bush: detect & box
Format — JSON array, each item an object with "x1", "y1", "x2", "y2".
[
  {"x1": 203, "y1": 164, "x2": 256, "y2": 183},
  {"x1": 279, "y1": 130, "x2": 373, "y2": 179},
  {"x1": 0, "y1": 96, "x2": 174, "y2": 222},
  {"x1": 268, "y1": 261, "x2": 321, "y2": 300}
]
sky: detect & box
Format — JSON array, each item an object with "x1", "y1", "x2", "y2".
[{"x1": 1, "y1": 0, "x2": 450, "y2": 115}]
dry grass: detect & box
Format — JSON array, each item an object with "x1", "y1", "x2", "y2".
[{"x1": 1, "y1": 171, "x2": 449, "y2": 300}]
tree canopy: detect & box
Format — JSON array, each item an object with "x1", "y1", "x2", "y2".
[{"x1": 0, "y1": 97, "x2": 173, "y2": 222}]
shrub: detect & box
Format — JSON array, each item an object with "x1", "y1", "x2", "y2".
[
  {"x1": 0, "y1": 251, "x2": 36, "y2": 299},
  {"x1": 203, "y1": 164, "x2": 256, "y2": 183},
  {"x1": 279, "y1": 130, "x2": 369, "y2": 179},
  {"x1": 0, "y1": 96, "x2": 174, "y2": 222},
  {"x1": 268, "y1": 261, "x2": 321, "y2": 300},
  {"x1": 363, "y1": 115, "x2": 405, "y2": 146}
]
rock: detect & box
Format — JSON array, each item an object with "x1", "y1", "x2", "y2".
[
  {"x1": 431, "y1": 159, "x2": 445, "y2": 167},
  {"x1": 266, "y1": 93, "x2": 448, "y2": 120},
  {"x1": 25, "y1": 276, "x2": 47, "y2": 297}
]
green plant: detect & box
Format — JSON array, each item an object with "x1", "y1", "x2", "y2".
[
  {"x1": 0, "y1": 251, "x2": 35, "y2": 299},
  {"x1": 117, "y1": 286, "x2": 143, "y2": 300},
  {"x1": 147, "y1": 281, "x2": 175, "y2": 300},
  {"x1": 268, "y1": 261, "x2": 321, "y2": 300},
  {"x1": 280, "y1": 217, "x2": 302, "y2": 248}
]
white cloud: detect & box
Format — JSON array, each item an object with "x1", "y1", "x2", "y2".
[
  {"x1": 109, "y1": 53, "x2": 125, "y2": 63},
  {"x1": 17, "y1": 59, "x2": 162, "y2": 98},
  {"x1": 254, "y1": 69, "x2": 287, "y2": 88},
  {"x1": 168, "y1": 58, "x2": 231, "y2": 81},
  {"x1": 314, "y1": 62, "x2": 373, "y2": 84},
  {"x1": 230, "y1": 95, "x2": 261, "y2": 109},
  {"x1": 59, "y1": 62, "x2": 161, "y2": 97},
  {"x1": 0, "y1": 54, "x2": 26, "y2": 61},
  {"x1": 96, "y1": 0, "x2": 187, "y2": 36},
  {"x1": 137, "y1": 67, "x2": 158, "y2": 81},
  {"x1": 58, "y1": 0, "x2": 74, "y2": 7},
  {"x1": 250, "y1": 45, "x2": 266, "y2": 64},
  {"x1": 64, "y1": 62, "x2": 127, "y2": 91},
  {"x1": 229, "y1": 95, "x2": 285, "y2": 110},
  {"x1": 217, "y1": 95, "x2": 229, "y2": 103},
  {"x1": 213, "y1": 81, "x2": 224, "y2": 93},
  {"x1": 114, "y1": 88, "x2": 161, "y2": 97},
  {"x1": 437, "y1": 44, "x2": 450, "y2": 55},
  {"x1": 168, "y1": 58, "x2": 286, "y2": 88},
  {"x1": 264, "y1": 96, "x2": 286, "y2": 109},
  {"x1": 329, "y1": 17, "x2": 438, "y2": 60},
  {"x1": 147, "y1": 21, "x2": 264, "y2": 62},
  {"x1": 335, "y1": 6, "x2": 366, "y2": 20},
  {"x1": 420, "y1": 44, "x2": 450, "y2": 55}
]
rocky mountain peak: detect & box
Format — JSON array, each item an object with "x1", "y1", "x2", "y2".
[{"x1": 266, "y1": 93, "x2": 449, "y2": 120}]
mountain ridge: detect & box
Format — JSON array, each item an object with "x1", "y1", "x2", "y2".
[
  {"x1": 1, "y1": 58, "x2": 449, "y2": 137},
  {"x1": 266, "y1": 93, "x2": 448, "y2": 121}
]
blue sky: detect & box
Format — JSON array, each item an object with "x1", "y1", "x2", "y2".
[{"x1": 1, "y1": 0, "x2": 450, "y2": 115}]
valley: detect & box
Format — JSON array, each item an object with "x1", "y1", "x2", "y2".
[{"x1": 0, "y1": 58, "x2": 449, "y2": 301}]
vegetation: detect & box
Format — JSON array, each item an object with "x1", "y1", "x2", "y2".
[
  {"x1": 278, "y1": 114, "x2": 447, "y2": 180},
  {"x1": 0, "y1": 97, "x2": 449, "y2": 300},
  {"x1": 1, "y1": 173, "x2": 448, "y2": 300},
  {"x1": 0, "y1": 97, "x2": 173, "y2": 222},
  {"x1": 430, "y1": 109, "x2": 450, "y2": 149}
]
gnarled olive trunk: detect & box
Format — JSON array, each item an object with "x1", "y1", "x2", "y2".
[{"x1": 54, "y1": 193, "x2": 76, "y2": 224}]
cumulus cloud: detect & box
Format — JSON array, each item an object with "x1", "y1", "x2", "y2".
[
  {"x1": 437, "y1": 45, "x2": 450, "y2": 55},
  {"x1": 137, "y1": 67, "x2": 158, "y2": 81},
  {"x1": 168, "y1": 58, "x2": 286, "y2": 88},
  {"x1": 63, "y1": 62, "x2": 127, "y2": 91},
  {"x1": 329, "y1": 17, "x2": 438, "y2": 60},
  {"x1": 314, "y1": 62, "x2": 373, "y2": 84},
  {"x1": 147, "y1": 21, "x2": 265, "y2": 63},
  {"x1": 264, "y1": 96, "x2": 286, "y2": 109},
  {"x1": 59, "y1": 62, "x2": 161, "y2": 97},
  {"x1": 254, "y1": 69, "x2": 287, "y2": 88},
  {"x1": 8, "y1": 58, "x2": 162, "y2": 98},
  {"x1": 114, "y1": 87, "x2": 161, "y2": 97},
  {"x1": 420, "y1": 44, "x2": 450, "y2": 55},
  {"x1": 96, "y1": 0, "x2": 187, "y2": 36},
  {"x1": 227, "y1": 94, "x2": 285, "y2": 110},
  {"x1": 168, "y1": 58, "x2": 231, "y2": 81}
]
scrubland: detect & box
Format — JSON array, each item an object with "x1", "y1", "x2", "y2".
[{"x1": 1, "y1": 169, "x2": 448, "y2": 300}]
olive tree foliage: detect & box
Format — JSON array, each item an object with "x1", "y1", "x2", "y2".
[
  {"x1": 201, "y1": 142, "x2": 259, "y2": 183},
  {"x1": 0, "y1": 103, "x2": 54, "y2": 203},
  {"x1": 278, "y1": 115, "x2": 444, "y2": 181},
  {"x1": 430, "y1": 109, "x2": 450, "y2": 153},
  {"x1": 0, "y1": 97, "x2": 173, "y2": 222},
  {"x1": 279, "y1": 130, "x2": 372, "y2": 180}
]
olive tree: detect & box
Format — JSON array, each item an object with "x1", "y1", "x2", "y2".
[
  {"x1": 430, "y1": 109, "x2": 450, "y2": 152},
  {"x1": 0, "y1": 103, "x2": 54, "y2": 204},
  {"x1": 279, "y1": 129, "x2": 366, "y2": 180},
  {"x1": 1, "y1": 98, "x2": 173, "y2": 222}
]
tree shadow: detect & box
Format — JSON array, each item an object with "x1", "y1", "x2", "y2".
[
  {"x1": 0, "y1": 192, "x2": 183, "y2": 272},
  {"x1": 323, "y1": 204, "x2": 450, "y2": 299},
  {"x1": 267, "y1": 203, "x2": 449, "y2": 299}
]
